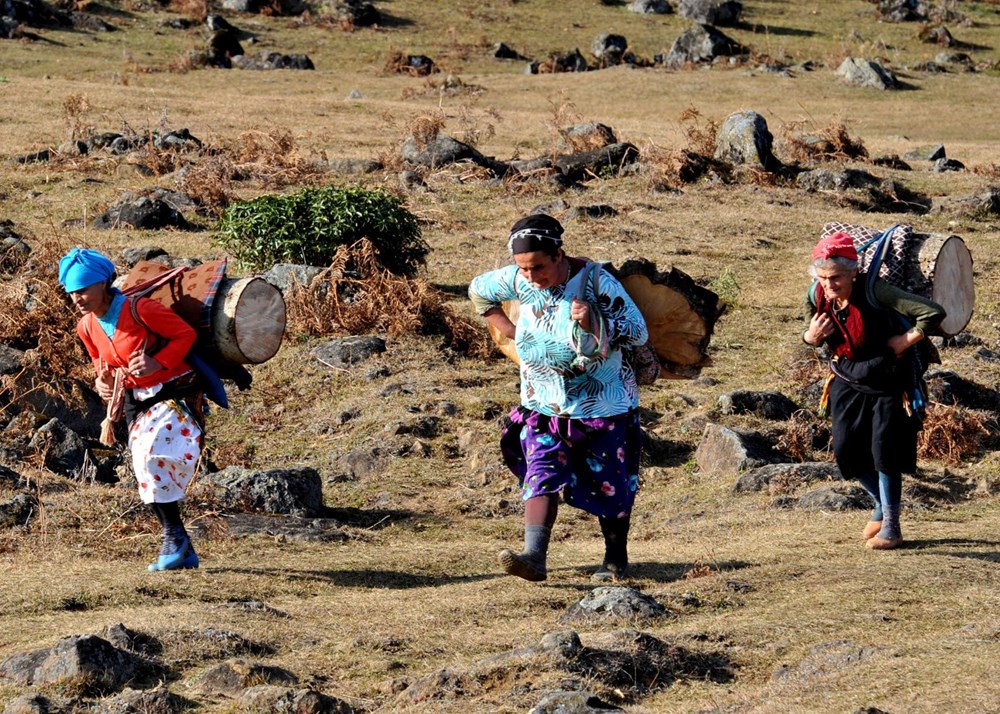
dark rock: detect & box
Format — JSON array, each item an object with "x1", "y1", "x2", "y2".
[
  {"x1": 918, "y1": 24, "x2": 953, "y2": 46},
  {"x1": 875, "y1": 0, "x2": 929, "y2": 22},
  {"x1": 57, "y1": 139, "x2": 88, "y2": 156},
  {"x1": 836, "y1": 57, "x2": 897, "y2": 89},
  {"x1": 627, "y1": 0, "x2": 673, "y2": 14},
  {"x1": 931, "y1": 188, "x2": 1000, "y2": 218},
  {"x1": 28, "y1": 418, "x2": 86, "y2": 477},
  {"x1": 263, "y1": 264, "x2": 324, "y2": 296},
  {"x1": 0, "y1": 493, "x2": 36, "y2": 528},
  {"x1": 529, "y1": 690, "x2": 624, "y2": 713},
  {"x1": 199, "y1": 466, "x2": 325, "y2": 516},
  {"x1": 0, "y1": 15, "x2": 23, "y2": 38},
  {"x1": 193, "y1": 659, "x2": 297, "y2": 696},
  {"x1": 659, "y1": 24, "x2": 743, "y2": 68},
  {"x1": 796, "y1": 168, "x2": 882, "y2": 192},
  {"x1": 0, "y1": 635, "x2": 141, "y2": 693},
  {"x1": 554, "y1": 142, "x2": 639, "y2": 181},
  {"x1": 232, "y1": 51, "x2": 315, "y2": 70},
  {"x1": 695, "y1": 423, "x2": 787, "y2": 476},
  {"x1": 530, "y1": 48, "x2": 590, "y2": 73},
  {"x1": 91, "y1": 197, "x2": 191, "y2": 231},
  {"x1": 561, "y1": 586, "x2": 670, "y2": 623},
  {"x1": 716, "y1": 389, "x2": 798, "y2": 420},
  {"x1": 313, "y1": 336, "x2": 387, "y2": 368},
  {"x1": 795, "y1": 485, "x2": 871, "y2": 510},
  {"x1": 93, "y1": 686, "x2": 188, "y2": 713},
  {"x1": 383, "y1": 416, "x2": 440, "y2": 439},
  {"x1": 216, "y1": 600, "x2": 291, "y2": 618},
  {"x1": 911, "y1": 60, "x2": 947, "y2": 73},
  {"x1": 14, "y1": 150, "x2": 50, "y2": 164},
  {"x1": 591, "y1": 33, "x2": 628, "y2": 67},
  {"x1": 734, "y1": 462, "x2": 842, "y2": 493},
  {"x1": 0, "y1": 344, "x2": 25, "y2": 375},
  {"x1": 401, "y1": 134, "x2": 509, "y2": 175},
  {"x1": 903, "y1": 144, "x2": 946, "y2": 161},
  {"x1": 107, "y1": 135, "x2": 145, "y2": 155},
  {"x1": 1, "y1": 0, "x2": 72, "y2": 29},
  {"x1": 153, "y1": 128, "x2": 202, "y2": 150},
  {"x1": 335, "y1": 0, "x2": 380, "y2": 27},
  {"x1": 560, "y1": 122, "x2": 617, "y2": 151},
  {"x1": 335, "y1": 447, "x2": 386, "y2": 481},
  {"x1": 714, "y1": 110, "x2": 781, "y2": 170},
  {"x1": 119, "y1": 246, "x2": 167, "y2": 267},
  {"x1": 931, "y1": 157, "x2": 964, "y2": 172},
  {"x1": 565, "y1": 204, "x2": 617, "y2": 220},
  {"x1": 239, "y1": 685, "x2": 356, "y2": 713},
  {"x1": 935, "y1": 50, "x2": 973, "y2": 68},
  {"x1": 973, "y1": 347, "x2": 1000, "y2": 363},
  {"x1": 871, "y1": 154, "x2": 911, "y2": 170},
  {"x1": 70, "y1": 11, "x2": 115, "y2": 31},
  {"x1": 494, "y1": 42, "x2": 529, "y2": 61},
  {"x1": 86, "y1": 132, "x2": 123, "y2": 151},
  {"x1": 678, "y1": 0, "x2": 742, "y2": 26}
]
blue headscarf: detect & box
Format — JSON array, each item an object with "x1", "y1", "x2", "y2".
[{"x1": 58, "y1": 248, "x2": 117, "y2": 293}]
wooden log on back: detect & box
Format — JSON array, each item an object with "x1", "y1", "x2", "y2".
[
  {"x1": 211, "y1": 277, "x2": 286, "y2": 364},
  {"x1": 820, "y1": 222, "x2": 974, "y2": 336},
  {"x1": 486, "y1": 259, "x2": 722, "y2": 380}
]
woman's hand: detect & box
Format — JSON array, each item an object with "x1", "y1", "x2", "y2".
[
  {"x1": 571, "y1": 298, "x2": 592, "y2": 334},
  {"x1": 128, "y1": 352, "x2": 163, "y2": 379},
  {"x1": 484, "y1": 308, "x2": 516, "y2": 340},
  {"x1": 804, "y1": 313, "x2": 835, "y2": 346},
  {"x1": 888, "y1": 329, "x2": 922, "y2": 358},
  {"x1": 95, "y1": 371, "x2": 114, "y2": 401}
]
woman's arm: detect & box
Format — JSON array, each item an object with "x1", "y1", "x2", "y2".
[
  {"x1": 132, "y1": 298, "x2": 196, "y2": 372},
  {"x1": 469, "y1": 267, "x2": 519, "y2": 340},
  {"x1": 873, "y1": 280, "x2": 946, "y2": 357}
]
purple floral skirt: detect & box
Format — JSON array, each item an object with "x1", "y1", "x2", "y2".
[{"x1": 499, "y1": 406, "x2": 641, "y2": 518}]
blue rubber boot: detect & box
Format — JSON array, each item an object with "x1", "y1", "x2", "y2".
[{"x1": 148, "y1": 537, "x2": 199, "y2": 571}]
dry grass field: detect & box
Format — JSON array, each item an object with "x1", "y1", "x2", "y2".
[{"x1": 2, "y1": 0, "x2": 1000, "y2": 712}]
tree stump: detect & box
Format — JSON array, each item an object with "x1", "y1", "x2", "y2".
[{"x1": 487, "y1": 259, "x2": 723, "y2": 380}]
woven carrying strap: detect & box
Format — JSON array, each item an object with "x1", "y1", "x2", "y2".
[{"x1": 569, "y1": 262, "x2": 610, "y2": 367}]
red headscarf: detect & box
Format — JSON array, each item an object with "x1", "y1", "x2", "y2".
[{"x1": 812, "y1": 232, "x2": 858, "y2": 262}]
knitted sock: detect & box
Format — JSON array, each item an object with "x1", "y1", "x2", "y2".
[
  {"x1": 151, "y1": 502, "x2": 187, "y2": 556},
  {"x1": 855, "y1": 469, "x2": 883, "y2": 521},
  {"x1": 876, "y1": 471, "x2": 902, "y2": 540},
  {"x1": 598, "y1": 516, "x2": 630, "y2": 569},
  {"x1": 521, "y1": 525, "x2": 551, "y2": 569}
]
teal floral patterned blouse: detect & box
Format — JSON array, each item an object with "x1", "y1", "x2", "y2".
[{"x1": 470, "y1": 262, "x2": 648, "y2": 418}]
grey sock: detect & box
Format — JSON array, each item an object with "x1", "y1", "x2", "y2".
[
  {"x1": 522, "y1": 525, "x2": 551, "y2": 567},
  {"x1": 876, "y1": 504, "x2": 901, "y2": 540}
]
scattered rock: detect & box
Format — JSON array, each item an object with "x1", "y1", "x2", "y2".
[
  {"x1": 875, "y1": 0, "x2": 929, "y2": 22},
  {"x1": 564, "y1": 204, "x2": 617, "y2": 220},
  {"x1": 93, "y1": 686, "x2": 188, "y2": 713},
  {"x1": 313, "y1": 336, "x2": 387, "y2": 368},
  {"x1": 264, "y1": 264, "x2": 324, "y2": 295},
  {"x1": 678, "y1": 0, "x2": 742, "y2": 26},
  {"x1": 401, "y1": 134, "x2": 509, "y2": 175},
  {"x1": 239, "y1": 685, "x2": 356, "y2": 713},
  {"x1": 562, "y1": 587, "x2": 671, "y2": 623},
  {"x1": 193, "y1": 659, "x2": 298, "y2": 696},
  {"x1": 931, "y1": 188, "x2": 1000, "y2": 218},
  {"x1": 554, "y1": 142, "x2": 639, "y2": 181},
  {"x1": 925, "y1": 370, "x2": 1000, "y2": 414},
  {"x1": 903, "y1": 144, "x2": 946, "y2": 161},
  {"x1": 734, "y1": 462, "x2": 842, "y2": 493},
  {"x1": 714, "y1": 110, "x2": 781, "y2": 171},
  {"x1": 0, "y1": 493, "x2": 36, "y2": 528},
  {"x1": 871, "y1": 154, "x2": 911, "y2": 170},
  {"x1": 716, "y1": 389, "x2": 798, "y2": 420},
  {"x1": 794, "y1": 485, "x2": 871, "y2": 510},
  {"x1": 935, "y1": 50, "x2": 973, "y2": 69},
  {"x1": 217, "y1": 513, "x2": 351, "y2": 542},
  {"x1": 658, "y1": 24, "x2": 743, "y2": 68},
  {"x1": 918, "y1": 24, "x2": 953, "y2": 46},
  {"x1": 590, "y1": 33, "x2": 628, "y2": 67},
  {"x1": 0, "y1": 343, "x2": 25, "y2": 376},
  {"x1": 199, "y1": 466, "x2": 325, "y2": 516},
  {"x1": 931, "y1": 157, "x2": 964, "y2": 172},
  {"x1": 836, "y1": 57, "x2": 897, "y2": 90},
  {"x1": 14, "y1": 150, "x2": 50, "y2": 164},
  {"x1": 795, "y1": 168, "x2": 882, "y2": 192},
  {"x1": 493, "y1": 41, "x2": 529, "y2": 61},
  {"x1": 28, "y1": 418, "x2": 86, "y2": 477},
  {"x1": 628, "y1": 0, "x2": 673, "y2": 14},
  {"x1": 334, "y1": 0, "x2": 381, "y2": 28},
  {"x1": 695, "y1": 423, "x2": 787, "y2": 476},
  {"x1": 232, "y1": 52, "x2": 315, "y2": 70},
  {"x1": 529, "y1": 690, "x2": 624, "y2": 713},
  {"x1": 92, "y1": 197, "x2": 191, "y2": 231},
  {"x1": 529, "y1": 48, "x2": 590, "y2": 74},
  {"x1": 0, "y1": 635, "x2": 142, "y2": 693},
  {"x1": 216, "y1": 600, "x2": 291, "y2": 618}
]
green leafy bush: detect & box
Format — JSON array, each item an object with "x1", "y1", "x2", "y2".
[{"x1": 215, "y1": 186, "x2": 428, "y2": 276}]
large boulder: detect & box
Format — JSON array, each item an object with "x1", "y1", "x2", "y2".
[
  {"x1": 590, "y1": 33, "x2": 628, "y2": 67},
  {"x1": 0, "y1": 635, "x2": 142, "y2": 693},
  {"x1": 28, "y1": 418, "x2": 86, "y2": 477},
  {"x1": 836, "y1": 58, "x2": 897, "y2": 89},
  {"x1": 678, "y1": 0, "x2": 742, "y2": 26},
  {"x1": 695, "y1": 423, "x2": 786, "y2": 476},
  {"x1": 91, "y1": 197, "x2": 191, "y2": 231},
  {"x1": 659, "y1": 24, "x2": 743, "y2": 68},
  {"x1": 199, "y1": 466, "x2": 325, "y2": 516},
  {"x1": 713, "y1": 110, "x2": 781, "y2": 171}
]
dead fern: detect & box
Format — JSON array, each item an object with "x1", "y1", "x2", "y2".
[
  {"x1": 679, "y1": 107, "x2": 719, "y2": 157},
  {"x1": 917, "y1": 403, "x2": 991, "y2": 464},
  {"x1": 781, "y1": 120, "x2": 869, "y2": 163},
  {"x1": 177, "y1": 154, "x2": 237, "y2": 213},
  {"x1": 286, "y1": 240, "x2": 494, "y2": 359}
]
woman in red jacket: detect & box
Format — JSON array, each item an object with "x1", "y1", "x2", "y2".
[{"x1": 60, "y1": 248, "x2": 203, "y2": 571}]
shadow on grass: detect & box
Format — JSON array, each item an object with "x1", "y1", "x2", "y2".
[
  {"x1": 904, "y1": 537, "x2": 1000, "y2": 562},
  {"x1": 211, "y1": 566, "x2": 504, "y2": 588},
  {"x1": 559, "y1": 559, "x2": 755, "y2": 585},
  {"x1": 741, "y1": 22, "x2": 819, "y2": 38}
]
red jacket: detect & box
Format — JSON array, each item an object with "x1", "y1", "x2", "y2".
[{"x1": 78, "y1": 297, "x2": 196, "y2": 389}]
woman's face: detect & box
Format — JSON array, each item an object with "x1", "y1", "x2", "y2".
[
  {"x1": 514, "y1": 250, "x2": 564, "y2": 289},
  {"x1": 814, "y1": 267, "x2": 858, "y2": 303},
  {"x1": 69, "y1": 282, "x2": 112, "y2": 317}
]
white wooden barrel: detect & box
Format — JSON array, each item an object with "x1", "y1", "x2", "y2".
[{"x1": 211, "y1": 277, "x2": 286, "y2": 364}]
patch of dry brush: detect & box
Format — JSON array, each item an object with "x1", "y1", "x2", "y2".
[{"x1": 287, "y1": 240, "x2": 494, "y2": 359}]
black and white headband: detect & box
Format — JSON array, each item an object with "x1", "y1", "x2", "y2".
[{"x1": 508, "y1": 228, "x2": 564, "y2": 255}]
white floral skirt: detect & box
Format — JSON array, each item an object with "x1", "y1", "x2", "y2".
[{"x1": 128, "y1": 384, "x2": 202, "y2": 505}]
